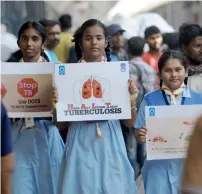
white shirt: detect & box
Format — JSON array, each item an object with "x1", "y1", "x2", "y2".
[{"x1": 188, "y1": 74, "x2": 202, "y2": 93}]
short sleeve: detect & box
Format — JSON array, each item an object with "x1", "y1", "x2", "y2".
[
  {"x1": 1, "y1": 103, "x2": 13, "y2": 156},
  {"x1": 134, "y1": 99, "x2": 148, "y2": 129}
]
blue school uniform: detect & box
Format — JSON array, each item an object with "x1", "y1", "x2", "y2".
[
  {"x1": 11, "y1": 119, "x2": 64, "y2": 194},
  {"x1": 134, "y1": 88, "x2": 202, "y2": 194},
  {"x1": 57, "y1": 120, "x2": 138, "y2": 194}
]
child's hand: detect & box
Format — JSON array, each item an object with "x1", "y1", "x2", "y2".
[
  {"x1": 136, "y1": 127, "x2": 147, "y2": 144},
  {"x1": 52, "y1": 87, "x2": 58, "y2": 109},
  {"x1": 128, "y1": 79, "x2": 138, "y2": 107}
]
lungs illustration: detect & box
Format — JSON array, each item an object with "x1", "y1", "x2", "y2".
[
  {"x1": 74, "y1": 76, "x2": 110, "y2": 104},
  {"x1": 82, "y1": 79, "x2": 91, "y2": 99},
  {"x1": 92, "y1": 79, "x2": 103, "y2": 98}
]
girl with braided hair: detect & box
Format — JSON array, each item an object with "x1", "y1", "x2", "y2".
[
  {"x1": 6, "y1": 21, "x2": 64, "y2": 194},
  {"x1": 53, "y1": 19, "x2": 138, "y2": 194}
]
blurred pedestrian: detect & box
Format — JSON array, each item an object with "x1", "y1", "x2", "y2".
[
  {"x1": 40, "y1": 19, "x2": 61, "y2": 62},
  {"x1": 54, "y1": 14, "x2": 73, "y2": 63},
  {"x1": 107, "y1": 24, "x2": 128, "y2": 61}
]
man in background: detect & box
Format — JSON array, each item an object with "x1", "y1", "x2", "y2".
[
  {"x1": 179, "y1": 24, "x2": 202, "y2": 93},
  {"x1": 179, "y1": 24, "x2": 202, "y2": 76},
  {"x1": 1, "y1": 103, "x2": 14, "y2": 194},
  {"x1": 107, "y1": 24, "x2": 128, "y2": 61},
  {"x1": 142, "y1": 26, "x2": 163, "y2": 73},
  {"x1": 162, "y1": 32, "x2": 179, "y2": 51},
  {"x1": 54, "y1": 14, "x2": 73, "y2": 63},
  {"x1": 125, "y1": 36, "x2": 156, "y2": 179},
  {"x1": 40, "y1": 19, "x2": 61, "y2": 62},
  {"x1": 128, "y1": 36, "x2": 157, "y2": 109}
]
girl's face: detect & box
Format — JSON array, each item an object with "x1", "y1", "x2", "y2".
[
  {"x1": 81, "y1": 25, "x2": 108, "y2": 62},
  {"x1": 19, "y1": 27, "x2": 43, "y2": 59},
  {"x1": 159, "y1": 58, "x2": 188, "y2": 91}
]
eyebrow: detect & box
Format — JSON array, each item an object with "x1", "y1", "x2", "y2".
[
  {"x1": 164, "y1": 67, "x2": 182, "y2": 70},
  {"x1": 84, "y1": 34, "x2": 103, "y2": 37}
]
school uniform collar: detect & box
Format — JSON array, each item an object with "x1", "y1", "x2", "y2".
[
  {"x1": 79, "y1": 56, "x2": 106, "y2": 63},
  {"x1": 19, "y1": 56, "x2": 44, "y2": 62},
  {"x1": 164, "y1": 87, "x2": 191, "y2": 99}
]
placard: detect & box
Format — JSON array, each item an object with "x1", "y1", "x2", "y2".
[
  {"x1": 55, "y1": 61, "x2": 131, "y2": 121},
  {"x1": 1, "y1": 62, "x2": 54, "y2": 117},
  {"x1": 146, "y1": 105, "x2": 202, "y2": 160}
]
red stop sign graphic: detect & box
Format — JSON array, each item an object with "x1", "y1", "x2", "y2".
[
  {"x1": 1, "y1": 83, "x2": 7, "y2": 99},
  {"x1": 18, "y1": 78, "x2": 38, "y2": 98}
]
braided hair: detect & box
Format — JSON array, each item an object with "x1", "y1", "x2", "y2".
[{"x1": 72, "y1": 19, "x2": 111, "y2": 62}]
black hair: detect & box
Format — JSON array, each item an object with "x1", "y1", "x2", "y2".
[
  {"x1": 18, "y1": 21, "x2": 46, "y2": 43},
  {"x1": 13, "y1": 21, "x2": 49, "y2": 62},
  {"x1": 39, "y1": 19, "x2": 60, "y2": 29},
  {"x1": 127, "y1": 36, "x2": 145, "y2": 56},
  {"x1": 144, "y1": 26, "x2": 161, "y2": 38},
  {"x1": 179, "y1": 23, "x2": 202, "y2": 49},
  {"x1": 163, "y1": 32, "x2": 179, "y2": 50},
  {"x1": 158, "y1": 50, "x2": 188, "y2": 86},
  {"x1": 72, "y1": 19, "x2": 111, "y2": 62},
  {"x1": 59, "y1": 14, "x2": 72, "y2": 29}
]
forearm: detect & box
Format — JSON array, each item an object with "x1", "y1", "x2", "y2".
[
  {"x1": 123, "y1": 106, "x2": 136, "y2": 129},
  {"x1": 1, "y1": 154, "x2": 14, "y2": 194},
  {"x1": 1, "y1": 173, "x2": 12, "y2": 194}
]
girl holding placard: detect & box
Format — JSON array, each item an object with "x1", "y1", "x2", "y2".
[
  {"x1": 135, "y1": 50, "x2": 202, "y2": 194},
  {"x1": 53, "y1": 19, "x2": 138, "y2": 194},
  {"x1": 7, "y1": 21, "x2": 64, "y2": 194}
]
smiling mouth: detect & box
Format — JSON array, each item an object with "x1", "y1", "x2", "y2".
[{"x1": 170, "y1": 79, "x2": 179, "y2": 82}]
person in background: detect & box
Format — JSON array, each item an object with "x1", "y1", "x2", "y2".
[
  {"x1": 142, "y1": 26, "x2": 163, "y2": 73},
  {"x1": 128, "y1": 36, "x2": 157, "y2": 109},
  {"x1": 39, "y1": 19, "x2": 61, "y2": 62},
  {"x1": 1, "y1": 22, "x2": 18, "y2": 61},
  {"x1": 125, "y1": 36, "x2": 157, "y2": 178},
  {"x1": 181, "y1": 116, "x2": 202, "y2": 194},
  {"x1": 1, "y1": 103, "x2": 14, "y2": 194},
  {"x1": 162, "y1": 32, "x2": 179, "y2": 51},
  {"x1": 54, "y1": 14, "x2": 73, "y2": 63},
  {"x1": 66, "y1": 45, "x2": 78, "y2": 63},
  {"x1": 66, "y1": 27, "x2": 80, "y2": 64},
  {"x1": 107, "y1": 24, "x2": 128, "y2": 61},
  {"x1": 187, "y1": 73, "x2": 202, "y2": 93},
  {"x1": 179, "y1": 24, "x2": 202, "y2": 76},
  {"x1": 179, "y1": 24, "x2": 202, "y2": 93}
]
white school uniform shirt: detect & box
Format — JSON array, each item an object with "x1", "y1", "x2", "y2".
[{"x1": 188, "y1": 73, "x2": 202, "y2": 93}]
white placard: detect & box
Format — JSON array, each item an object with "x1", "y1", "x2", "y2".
[
  {"x1": 146, "y1": 105, "x2": 202, "y2": 160},
  {"x1": 55, "y1": 61, "x2": 131, "y2": 121}
]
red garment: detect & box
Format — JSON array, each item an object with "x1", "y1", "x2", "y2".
[
  {"x1": 142, "y1": 52, "x2": 162, "y2": 89},
  {"x1": 142, "y1": 52, "x2": 162, "y2": 73}
]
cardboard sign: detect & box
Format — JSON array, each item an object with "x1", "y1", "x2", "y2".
[{"x1": 1, "y1": 62, "x2": 54, "y2": 118}]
